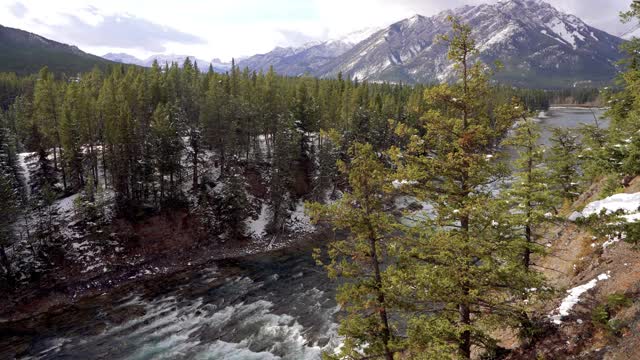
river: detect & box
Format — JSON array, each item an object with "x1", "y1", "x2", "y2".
[{"x1": 8, "y1": 107, "x2": 608, "y2": 360}]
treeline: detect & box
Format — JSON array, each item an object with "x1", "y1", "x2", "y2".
[{"x1": 0, "y1": 59, "x2": 563, "y2": 215}]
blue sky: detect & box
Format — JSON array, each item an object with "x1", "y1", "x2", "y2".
[{"x1": 0, "y1": 0, "x2": 635, "y2": 61}]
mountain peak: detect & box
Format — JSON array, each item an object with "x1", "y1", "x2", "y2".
[
  {"x1": 316, "y1": 0, "x2": 623, "y2": 86},
  {"x1": 236, "y1": 0, "x2": 624, "y2": 87}
]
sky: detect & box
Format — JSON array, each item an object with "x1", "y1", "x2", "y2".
[{"x1": 0, "y1": 0, "x2": 636, "y2": 62}]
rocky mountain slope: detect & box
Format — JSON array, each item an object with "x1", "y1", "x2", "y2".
[
  {"x1": 241, "y1": 0, "x2": 624, "y2": 87},
  {"x1": 237, "y1": 27, "x2": 380, "y2": 76},
  {"x1": 0, "y1": 25, "x2": 116, "y2": 75}
]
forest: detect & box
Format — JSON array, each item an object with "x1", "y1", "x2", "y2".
[{"x1": 1, "y1": 12, "x2": 640, "y2": 360}]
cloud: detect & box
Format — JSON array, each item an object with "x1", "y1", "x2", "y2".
[
  {"x1": 277, "y1": 28, "x2": 329, "y2": 47},
  {"x1": 48, "y1": 12, "x2": 206, "y2": 53},
  {"x1": 9, "y1": 2, "x2": 27, "y2": 18}
]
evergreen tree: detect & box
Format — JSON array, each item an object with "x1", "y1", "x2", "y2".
[
  {"x1": 32, "y1": 67, "x2": 63, "y2": 189},
  {"x1": 390, "y1": 18, "x2": 544, "y2": 358},
  {"x1": 308, "y1": 143, "x2": 400, "y2": 360},
  {"x1": 151, "y1": 102, "x2": 185, "y2": 202},
  {"x1": 60, "y1": 82, "x2": 85, "y2": 190},
  {"x1": 0, "y1": 123, "x2": 21, "y2": 286},
  {"x1": 0, "y1": 171, "x2": 18, "y2": 286},
  {"x1": 502, "y1": 117, "x2": 556, "y2": 270},
  {"x1": 547, "y1": 128, "x2": 582, "y2": 202}
]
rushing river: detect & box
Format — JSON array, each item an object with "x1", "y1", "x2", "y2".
[
  {"x1": 8, "y1": 107, "x2": 608, "y2": 360},
  {"x1": 14, "y1": 239, "x2": 340, "y2": 360}
]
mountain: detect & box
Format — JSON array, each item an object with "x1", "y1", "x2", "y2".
[
  {"x1": 319, "y1": 0, "x2": 624, "y2": 87},
  {"x1": 103, "y1": 53, "x2": 232, "y2": 72},
  {"x1": 0, "y1": 24, "x2": 116, "y2": 75},
  {"x1": 239, "y1": 0, "x2": 625, "y2": 87},
  {"x1": 102, "y1": 52, "x2": 143, "y2": 65},
  {"x1": 237, "y1": 27, "x2": 380, "y2": 76}
]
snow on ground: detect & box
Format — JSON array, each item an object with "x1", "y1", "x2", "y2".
[
  {"x1": 58, "y1": 194, "x2": 80, "y2": 216},
  {"x1": 246, "y1": 203, "x2": 270, "y2": 239},
  {"x1": 582, "y1": 192, "x2": 640, "y2": 218},
  {"x1": 546, "y1": 17, "x2": 580, "y2": 49},
  {"x1": 570, "y1": 192, "x2": 640, "y2": 228},
  {"x1": 286, "y1": 200, "x2": 315, "y2": 234},
  {"x1": 550, "y1": 272, "x2": 611, "y2": 325},
  {"x1": 17, "y1": 152, "x2": 35, "y2": 196},
  {"x1": 479, "y1": 23, "x2": 517, "y2": 51},
  {"x1": 567, "y1": 192, "x2": 640, "y2": 249}
]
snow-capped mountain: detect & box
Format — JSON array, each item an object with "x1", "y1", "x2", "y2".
[
  {"x1": 102, "y1": 53, "x2": 232, "y2": 72},
  {"x1": 318, "y1": 0, "x2": 624, "y2": 87},
  {"x1": 238, "y1": 0, "x2": 624, "y2": 87},
  {"x1": 237, "y1": 27, "x2": 381, "y2": 76},
  {"x1": 102, "y1": 52, "x2": 143, "y2": 65}
]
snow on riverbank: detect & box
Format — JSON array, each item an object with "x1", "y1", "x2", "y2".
[{"x1": 550, "y1": 272, "x2": 611, "y2": 325}]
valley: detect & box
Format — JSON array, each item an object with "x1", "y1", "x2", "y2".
[{"x1": 1, "y1": 1, "x2": 640, "y2": 359}]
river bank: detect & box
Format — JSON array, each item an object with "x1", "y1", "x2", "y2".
[
  {"x1": 1, "y1": 224, "x2": 337, "y2": 359},
  {"x1": 0, "y1": 205, "x2": 328, "y2": 322}
]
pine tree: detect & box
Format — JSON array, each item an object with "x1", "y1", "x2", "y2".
[
  {"x1": 151, "y1": 102, "x2": 185, "y2": 202},
  {"x1": 0, "y1": 123, "x2": 21, "y2": 286},
  {"x1": 0, "y1": 171, "x2": 18, "y2": 286},
  {"x1": 60, "y1": 82, "x2": 85, "y2": 190},
  {"x1": 502, "y1": 117, "x2": 556, "y2": 271},
  {"x1": 268, "y1": 113, "x2": 301, "y2": 233},
  {"x1": 547, "y1": 128, "x2": 582, "y2": 202},
  {"x1": 390, "y1": 17, "x2": 544, "y2": 358},
  {"x1": 32, "y1": 67, "x2": 63, "y2": 189},
  {"x1": 308, "y1": 142, "x2": 400, "y2": 360}
]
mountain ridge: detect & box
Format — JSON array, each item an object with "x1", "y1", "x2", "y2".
[
  {"x1": 241, "y1": 0, "x2": 625, "y2": 87},
  {"x1": 0, "y1": 24, "x2": 117, "y2": 75}
]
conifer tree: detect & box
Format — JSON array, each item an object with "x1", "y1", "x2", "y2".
[
  {"x1": 151, "y1": 102, "x2": 185, "y2": 202},
  {"x1": 390, "y1": 17, "x2": 544, "y2": 358},
  {"x1": 60, "y1": 83, "x2": 85, "y2": 190},
  {"x1": 308, "y1": 142, "x2": 400, "y2": 360},
  {"x1": 502, "y1": 117, "x2": 555, "y2": 270},
  {"x1": 32, "y1": 67, "x2": 63, "y2": 189},
  {"x1": 547, "y1": 128, "x2": 582, "y2": 201},
  {"x1": 0, "y1": 124, "x2": 21, "y2": 286}
]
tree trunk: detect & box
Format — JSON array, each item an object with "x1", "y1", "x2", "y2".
[
  {"x1": 524, "y1": 224, "x2": 532, "y2": 270},
  {"x1": 459, "y1": 214, "x2": 472, "y2": 359},
  {"x1": 192, "y1": 142, "x2": 199, "y2": 191},
  {"x1": 53, "y1": 146, "x2": 58, "y2": 170},
  {"x1": 102, "y1": 144, "x2": 108, "y2": 187},
  {"x1": 368, "y1": 226, "x2": 394, "y2": 360}
]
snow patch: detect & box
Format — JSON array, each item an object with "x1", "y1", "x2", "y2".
[
  {"x1": 247, "y1": 203, "x2": 271, "y2": 239},
  {"x1": 480, "y1": 24, "x2": 517, "y2": 51},
  {"x1": 392, "y1": 179, "x2": 418, "y2": 189},
  {"x1": 286, "y1": 200, "x2": 315, "y2": 234},
  {"x1": 582, "y1": 192, "x2": 640, "y2": 220},
  {"x1": 550, "y1": 272, "x2": 611, "y2": 324}
]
